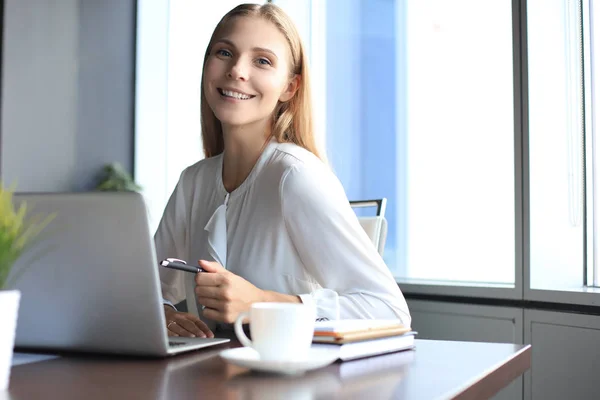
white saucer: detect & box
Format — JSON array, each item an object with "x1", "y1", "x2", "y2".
[{"x1": 219, "y1": 347, "x2": 340, "y2": 375}]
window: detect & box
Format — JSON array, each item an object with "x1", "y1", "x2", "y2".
[
  {"x1": 524, "y1": 0, "x2": 600, "y2": 304},
  {"x1": 296, "y1": 0, "x2": 516, "y2": 284},
  {"x1": 136, "y1": 0, "x2": 600, "y2": 304}
]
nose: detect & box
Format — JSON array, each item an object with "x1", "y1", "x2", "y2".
[{"x1": 227, "y1": 58, "x2": 248, "y2": 81}]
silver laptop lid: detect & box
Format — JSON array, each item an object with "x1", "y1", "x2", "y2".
[{"x1": 8, "y1": 192, "x2": 171, "y2": 356}]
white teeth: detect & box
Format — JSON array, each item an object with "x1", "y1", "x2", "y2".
[{"x1": 222, "y1": 89, "x2": 251, "y2": 100}]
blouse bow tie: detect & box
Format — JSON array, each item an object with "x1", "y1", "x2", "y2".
[{"x1": 204, "y1": 193, "x2": 229, "y2": 268}]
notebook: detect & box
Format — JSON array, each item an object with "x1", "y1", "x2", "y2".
[
  {"x1": 313, "y1": 319, "x2": 411, "y2": 343},
  {"x1": 8, "y1": 192, "x2": 230, "y2": 356},
  {"x1": 312, "y1": 332, "x2": 416, "y2": 361},
  {"x1": 312, "y1": 319, "x2": 416, "y2": 360}
]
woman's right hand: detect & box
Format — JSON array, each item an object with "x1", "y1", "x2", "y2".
[{"x1": 164, "y1": 305, "x2": 214, "y2": 338}]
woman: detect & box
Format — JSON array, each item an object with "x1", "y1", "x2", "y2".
[{"x1": 155, "y1": 3, "x2": 411, "y2": 338}]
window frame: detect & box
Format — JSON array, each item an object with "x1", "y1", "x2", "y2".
[
  {"x1": 391, "y1": 0, "x2": 524, "y2": 300},
  {"x1": 399, "y1": 0, "x2": 600, "y2": 307}
]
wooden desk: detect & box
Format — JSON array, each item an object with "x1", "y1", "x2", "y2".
[{"x1": 7, "y1": 339, "x2": 530, "y2": 400}]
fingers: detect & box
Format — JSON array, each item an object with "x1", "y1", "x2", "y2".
[
  {"x1": 167, "y1": 320, "x2": 179, "y2": 336},
  {"x1": 176, "y1": 317, "x2": 208, "y2": 338},
  {"x1": 193, "y1": 319, "x2": 215, "y2": 338},
  {"x1": 167, "y1": 319, "x2": 203, "y2": 338},
  {"x1": 166, "y1": 312, "x2": 214, "y2": 338},
  {"x1": 202, "y1": 306, "x2": 240, "y2": 324},
  {"x1": 194, "y1": 285, "x2": 223, "y2": 300},
  {"x1": 195, "y1": 272, "x2": 226, "y2": 286},
  {"x1": 202, "y1": 307, "x2": 225, "y2": 323},
  {"x1": 198, "y1": 260, "x2": 225, "y2": 273},
  {"x1": 196, "y1": 297, "x2": 223, "y2": 311},
  {"x1": 166, "y1": 320, "x2": 180, "y2": 337}
]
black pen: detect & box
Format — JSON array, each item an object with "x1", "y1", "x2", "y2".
[{"x1": 159, "y1": 258, "x2": 204, "y2": 273}]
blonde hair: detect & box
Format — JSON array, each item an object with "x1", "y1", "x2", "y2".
[{"x1": 200, "y1": 3, "x2": 322, "y2": 160}]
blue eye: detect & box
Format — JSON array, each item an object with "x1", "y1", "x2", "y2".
[
  {"x1": 216, "y1": 49, "x2": 232, "y2": 57},
  {"x1": 257, "y1": 58, "x2": 271, "y2": 66}
]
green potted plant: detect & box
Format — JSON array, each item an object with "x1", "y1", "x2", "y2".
[
  {"x1": 95, "y1": 163, "x2": 141, "y2": 192},
  {"x1": 0, "y1": 184, "x2": 54, "y2": 390}
]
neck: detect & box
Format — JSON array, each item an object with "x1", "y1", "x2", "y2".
[{"x1": 221, "y1": 120, "x2": 272, "y2": 193}]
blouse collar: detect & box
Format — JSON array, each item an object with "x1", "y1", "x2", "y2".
[{"x1": 215, "y1": 137, "x2": 278, "y2": 204}]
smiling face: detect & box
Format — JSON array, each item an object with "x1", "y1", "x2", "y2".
[{"x1": 203, "y1": 16, "x2": 299, "y2": 132}]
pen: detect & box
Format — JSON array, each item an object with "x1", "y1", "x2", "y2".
[{"x1": 159, "y1": 258, "x2": 203, "y2": 274}]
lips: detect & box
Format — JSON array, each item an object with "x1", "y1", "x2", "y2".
[{"x1": 218, "y1": 88, "x2": 256, "y2": 100}]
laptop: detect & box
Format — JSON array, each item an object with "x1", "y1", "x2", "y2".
[{"x1": 7, "y1": 192, "x2": 230, "y2": 356}]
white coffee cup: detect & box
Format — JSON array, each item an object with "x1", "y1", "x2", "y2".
[{"x1": 234, "y1": 303, "x2": 316, "y2": 362}]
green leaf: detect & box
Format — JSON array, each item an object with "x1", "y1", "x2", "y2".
[{"x1": 0, "y1": 182, "x2": 55, "y2": 289}]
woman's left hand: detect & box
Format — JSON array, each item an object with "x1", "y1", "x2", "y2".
[{"x1": 194, "y1": 260, "x2": 265, "y2": 323}]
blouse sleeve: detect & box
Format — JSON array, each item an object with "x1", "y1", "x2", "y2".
[
  {"x1": 154, "y1": 171, "x2": 189, "y2": 305},
  {"x1": 280, "y1": 163, "x2": 411, "y2": 326}
]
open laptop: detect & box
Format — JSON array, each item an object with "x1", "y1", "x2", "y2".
[{"x1": 7, "y1": 192, "x2": 229, "y2": 356}]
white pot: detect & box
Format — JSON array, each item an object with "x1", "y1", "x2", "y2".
[{"x1": 0, "y1": 290, "x2": 20, "y2": 391}]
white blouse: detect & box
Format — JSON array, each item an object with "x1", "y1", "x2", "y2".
[{"x1": 155, "y1": 140, "x2": 411, "y2": 327}]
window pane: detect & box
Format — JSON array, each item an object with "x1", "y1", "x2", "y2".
[
  {"x1": 528, "y1": 0, "x2": 585, "y2": 289},
  {"x1": 587, "y1": 0, "x2": 600, "y2": 287},
  {"x1": 325, "y1": 0, "x2": 515, "y2": 283}
]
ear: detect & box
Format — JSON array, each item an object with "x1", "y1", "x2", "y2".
[{"x1": 279, "y1": 74, "x2": 301, "y2": 102}]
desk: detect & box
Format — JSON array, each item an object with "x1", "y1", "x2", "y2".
[{"x1": 8, "y1": 339, "x2": 531, "y2": 400}]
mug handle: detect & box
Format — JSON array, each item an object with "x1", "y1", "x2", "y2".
[{"x1": 234, "y1": 311, "x2": 253, "y2": 348}]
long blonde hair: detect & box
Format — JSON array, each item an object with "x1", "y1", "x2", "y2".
[{"x1": 200, "y1": 3, "x2": 322, "y2": 160}]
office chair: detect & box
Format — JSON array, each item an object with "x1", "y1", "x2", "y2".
[{"x1": 350, "y1": 199, "x2": 388, "y2": 256}]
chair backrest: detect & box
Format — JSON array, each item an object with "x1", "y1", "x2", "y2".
[{"x1": 350, "y1": 199, "x2": 388, "y2": 256}]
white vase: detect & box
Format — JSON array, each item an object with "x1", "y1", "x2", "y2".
[{"x1": 0, "y1": 290, "x2": 20, "y2": 391}]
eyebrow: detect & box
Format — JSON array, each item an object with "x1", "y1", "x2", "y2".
[{"x1": 213, "y1": 39, "x2": 279, "y2": 60}]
